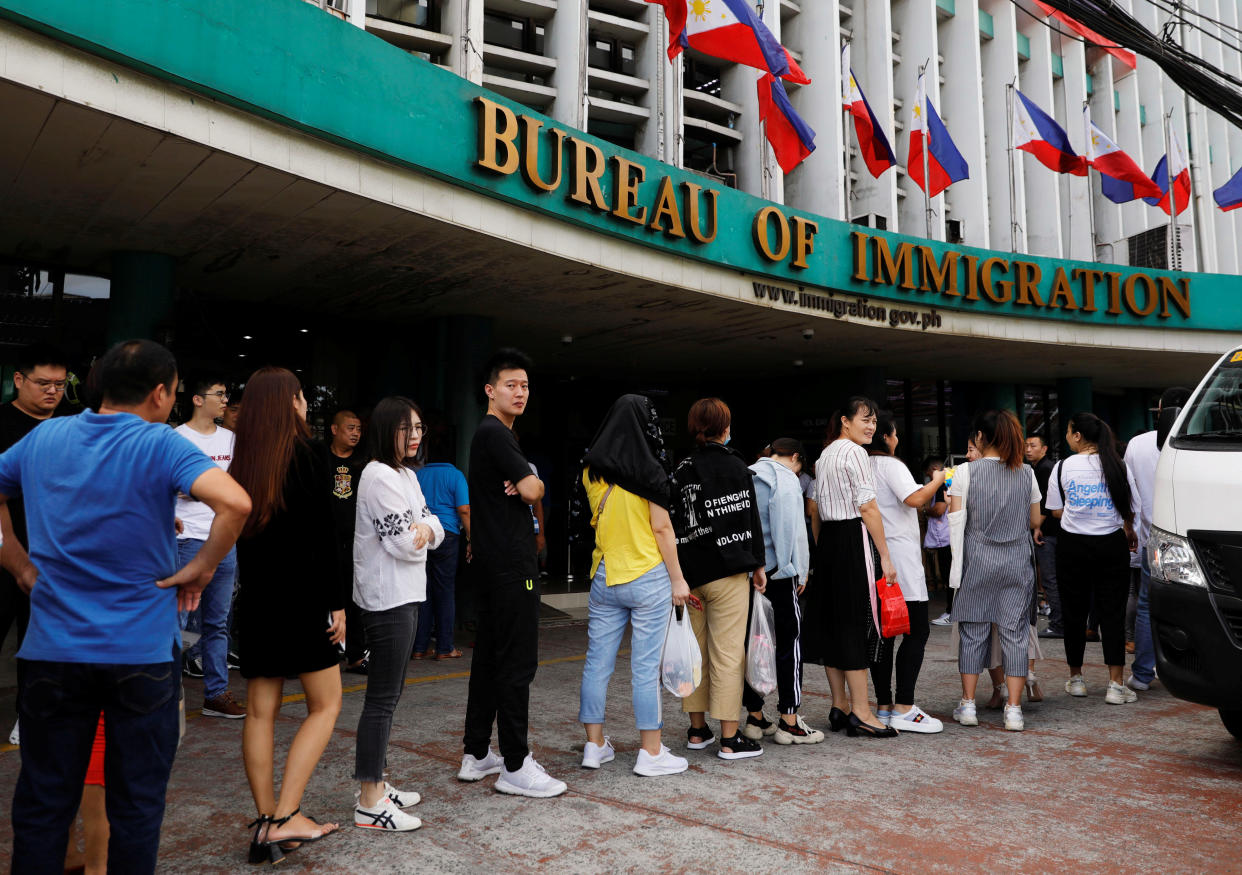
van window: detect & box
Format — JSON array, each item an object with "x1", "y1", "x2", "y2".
[{"x1": 1173, "y1": 351, "x2": 1242, "y2": 448}]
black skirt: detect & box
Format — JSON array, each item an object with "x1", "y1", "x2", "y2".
[{"x1": 802, "y1": 518, "x2": 881, "y2": 670}]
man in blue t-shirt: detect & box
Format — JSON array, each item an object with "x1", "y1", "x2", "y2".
[
  {"x1": 413, "y1": 439, "x2": 470, "y2": 659},
  {"x1": 0, "y1": 339, "x2": 251, "y2": 875}
]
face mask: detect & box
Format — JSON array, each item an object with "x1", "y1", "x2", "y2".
[{"x1": 724, "y1": 436, "x2": 731, "y2": 445}]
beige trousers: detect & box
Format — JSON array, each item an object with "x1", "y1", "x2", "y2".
[{"x1": 681, "y1": 573, "x2": 750, "y2": 720}]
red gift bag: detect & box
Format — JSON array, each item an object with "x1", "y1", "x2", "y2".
[{"x1": 875, "y1": 577, "x2": 910, "y2": 638}]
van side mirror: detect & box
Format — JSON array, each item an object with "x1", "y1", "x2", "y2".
[{"x1": 1157, "y1": 406, "x2": 1181, "y2": 449}]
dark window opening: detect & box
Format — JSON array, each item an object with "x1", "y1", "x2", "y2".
[
  {"x1": 588, "y1": 34, "x2": 637, "y2": 76},
  {"x1": 683, "y1": 132, "x2": 736, "y2": 186},
  {"x1": 683, "y1": 57, "x2": 723, "y2": 97},
  {"x1": 367, "y1": 0, "x2": 442, "y2": 30},
  {"x1": 484, "y1": 12, "x2": 545, "y2": 54},
  {"x1": 590, "y1": 120, "x2": 639, "y2": 151}
]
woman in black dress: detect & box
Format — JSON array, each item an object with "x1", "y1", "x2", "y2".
[{"x1": 230, "y1": 367, "x2": 345, "y2": 864}]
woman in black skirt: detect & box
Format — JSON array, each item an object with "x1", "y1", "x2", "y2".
[
  {"x1": 230, "y1": 367, "x2": 345, "y2": 864},
  {"x1": 807, "y1": 397, "x2": 898, "y2": 738}
]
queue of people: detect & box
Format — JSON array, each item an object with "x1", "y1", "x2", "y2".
[{"x1": 0, "y1": 336, "x2": 1173, "y2": 871}]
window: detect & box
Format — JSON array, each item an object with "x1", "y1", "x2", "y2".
[
  {"x1": 588, "y1": 34, "x2": 637, "y2": 76},
  {"x1": 683, "y1": 132, "x2": 735, "y2": 185},
  {"x1": 1174, "y1": 356, "x2": 1242, "y2": 447},
  {"x1": 368, "y1": 0, "x2": 441, "y2": 30},
  {"x1": 590, "y1": 120, "x2": 638, "y2": 151},
  {"x1": 484, "y1": 12, "x2": 545, "y2": 54},
  {"x1": 683, "y1": 57, "x2": 723, "y2": 97}
]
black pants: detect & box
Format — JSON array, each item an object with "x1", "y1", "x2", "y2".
[
  {"x1": 354, "y1": 603, "x2": 417, "y2": 782},
  {"x1": 1058, "y1": 529, "x2": 1130, "y2": 668},
  {"x1": 0, "y1": 573, "x2": 30, "y2": 652},
  {"x1": 928, "y1": 547, "x2": 953, "y2": 613},
  {"x1": 742, "y1": 577, "x2": 804, "y2": 715},
  {"x1": 869, "y1": 600, "x2": 930, "y2": 705},
  {"x1": 463, "y1": 574, "x2": 540, "y2": 772}
]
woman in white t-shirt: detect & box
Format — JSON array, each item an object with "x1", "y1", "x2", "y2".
[
  {"x1": 866, "y1": 412, "x2": 946, "y2": 734},
  {"x1": 1045, "y1": 412, "x2": 1140, "y2": 704}
]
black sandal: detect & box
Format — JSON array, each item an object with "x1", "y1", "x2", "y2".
[
  {"x1": 246, "y1": 815, "x2": 273, "y2": 865},
  {"x1": 269, "y1": 808, "x2": 339, "y2": 853}
]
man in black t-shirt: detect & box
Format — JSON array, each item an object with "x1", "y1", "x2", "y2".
[
  {"x1": 0, "y1": 343, "x2": 71, "y2": 745},
  {"x1": 457, "y1": 349, "x2": 565, "y2": 798},
  {"x1": 1026, "y1": 435, "x2": 1063, "y2": 637},
  {"x1": 318, "y1": 408, "x2": 368, "y2": 671}
]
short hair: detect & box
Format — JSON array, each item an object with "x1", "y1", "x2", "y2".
[
  {"x1": 189, "y1": 375, "x2": 228, "y2": 397},
  {"x1": 91, "y1": 340, "x2": 178, "y2": 407},
  {"x1": 1026, "y1": 434, "x2": 1048, "y2": 447},
  {"x1": 367, "y1": 396, "x2": 425, "y2": 469},
  {"x1": 688, "y1": 397, "x2": 731, "y2": 446},
  {"x1": 922, "y1": 455, "x2": 942, "y2": 472},
  {"x1": 331, "y1": 408, "x2": 360, "y2": 426},
  {"x1": 1160, "y1": 386, "x2": 1191, "y2": 411},
  {"x1": 767, "y1": 437, "x2": 804, "y2": 458},
  {"x1": 16, "y1": 342, "x2": 68, "y2": 374},
  {"x1": 484, "y1": 348, "x2": 533, "y2": 386}
]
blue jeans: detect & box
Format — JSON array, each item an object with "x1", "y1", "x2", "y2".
[
  {"x1": 1132, "y1": 555, "x2": 1156, "y2": 684},
  {"x1": 578, "y1": 561, "x2": 671, "y2": 731},
  {"x1": 414, "y1": 532, "x2": 459, "y2": 655},
  {"x1": 12, "y1": 655, "x2": 180, "y2": 874},
  {"x1": 177, "y1": 539, "x2": 237, "y2": 699}
]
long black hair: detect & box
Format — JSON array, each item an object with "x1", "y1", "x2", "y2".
[
  {"x1": 867, "y1": 410, "x2": 898, "y2": 457},
  {"x1": 367, "y1": 396, "x2": 426, "y2": 470},
  {"x1": 827, "y1": 396, "x2": 877, "y2": 443},
  {"x1": 1068, "y1": 412, "x2": 1133, "y2": 525}
]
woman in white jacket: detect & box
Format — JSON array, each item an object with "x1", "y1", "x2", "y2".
[{"x1": 351, "y1": 397, "x2": 444, "y2": 833}]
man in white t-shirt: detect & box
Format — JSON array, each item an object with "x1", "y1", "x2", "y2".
[
  {"x1": 174, "y1": 377, "x2": 245, "y2": 719},
  {"x1": 1123, "y1": 386, "x2": 1191, "y2": 691}
]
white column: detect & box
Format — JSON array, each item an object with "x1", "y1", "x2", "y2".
[
  {"x1": 445, "y1": 0, "x2": 484, "y2": 85},
  {"x1": 722, "y1": 62, "x2": 765, "y2": 198},
  {"x1": 1219, "y1": 0, "x2": 1242, "y2": 271},
  {"x1": 1180, "y1": 7, "x2": 1216, "y2": 272},
  {"x1": 1131, "y1": 0, "x2": 1167, "y2": 249},
  {"x1": 939, "y1": 0, "x2": 990, "y2": 247},
  {"x1": 1088, "y1": 52, "x2": 1122, "y2": 258},
  {"x1": 852, "y1": 0, "x2": 899, "y2": 228},
  {"x1": 1112, "y1": 62, "x2": 1145, "y2": 247},
  {"x1": 1017, "y1": 17, "x2": 1062, "y2": 256},
  {"x1": 349, "y1": 0, "x2": 365, "y2": 28},
  {"x1": 784, "y1": 0, "x2": 845, "y2": 220},
  {"x1": 893, "y1": 0, "x2": 939, "y2": 237},
  {"x1": 548, "y1": 0, "x2": 587, "y2": 129},
  {"x1": 1057, "y1": 39, "x2": 1091, "y2": 260},
  {"x1": 638, "y1": 7, "x2": 683, "y2": 165},
  {"x1": 980, "y1": 0, "x2": 1025, "y2": 252}
]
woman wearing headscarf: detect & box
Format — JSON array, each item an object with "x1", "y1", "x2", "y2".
[{"x1": 578, "y1": 395, "x2": 692, "y2": 777}]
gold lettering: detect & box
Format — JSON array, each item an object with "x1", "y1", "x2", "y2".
[
  {"x1": 791, "y1": 217, "x2": 818, "y2": 269},
  {"x1": 1047, "y1": 268, "x2": 1079, "y2": 310},
  {"x1": 1104, "y1": 272, "x2": 1123, "y2": 315},
  {"x1": 611, "y1": 156, "x2": 647, "y2": 224},
  {"x1": 980, "y1": 257, "x2": 1013, "y2": 304},
  {"x1": 917, "y1": 246, "x2": 959, "y2": 295},
  {"x1": 475, "y1": 97, "x2": 520, "y2": 175},
  {"x1": 962, "y1": 254, "x2": 981, "y2": 301},
  {"x1": 647, "y1": 177, "x2": 685, "y2": 238},
  {"x1": 519, "y1": 116, "x2": 564, "y2": 192},
  {"x1": 1123, "y1": 274, "x2": 1159, "y2": 316},
  {"x1": 567, "y1": 137, "x2": 609, "y2": 210},
  {"x1": 873, "y1": 237, "x2": 916, "y2": 290},
  {"x1": 1015, "y1": 261, "x2": 1044, "y2": 306},
  {"x1": 1159, "y1": 276, "x2": 1191, "y2": 319},
  {"x1": 753, "y1": 206, "x2": 791, "y2": 262},
  {"x1": 852, "y1": 231, "x2": 870, "y2": 282},
  {"x1": 683, "y1": 182, "x2": 718, "y2": 244},
  {"x1": 1072, "y1": 268, "x2": 1103, "y2": 313}
]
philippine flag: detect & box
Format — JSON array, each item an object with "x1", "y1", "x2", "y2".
[
  {"x1": 1143, "y1": 128, "x2": 1192, "y2": 216},
  {"x1": 758, "y1": 73, "x2": 816, "y2": 173},
  {"x1": 1084, "y1": 116, "x2": 1162, "y2": 203},
  {"x1": 1214, "y1": 166, "x2": 1242, "y2": 212},
  {"x1": 649, "y1": 0, "x2": 810, "y2": 84},
  {"x1": 1013, "y1": 90, "x2": 1087, "y2": 176},
  {"x1": 841, "y1": 45, "x2": 896, "y2": 178},
  {"x1": 907, "y1": 73, "x2": 969, "y2": 197}
]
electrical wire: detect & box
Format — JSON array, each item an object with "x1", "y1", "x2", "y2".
[{"x1": 1135, "y1": 0, "x2": 1242, "y2": 56}]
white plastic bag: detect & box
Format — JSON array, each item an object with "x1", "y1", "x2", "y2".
[
  {"x1": 746, "y1": 590, "x2": 778, "y2": 695},
  {"x1": 660, "y1": 605, "x2": 702, "y2": 697}
]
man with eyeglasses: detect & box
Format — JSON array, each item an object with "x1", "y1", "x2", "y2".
[
  {"x1": 0, "y1": 342, "x2": 72, "y2": 745},
  {"x1": 173, "y1": 376, "x2": 246, "y2": 719}
]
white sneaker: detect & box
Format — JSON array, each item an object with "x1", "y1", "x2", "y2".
[
  {"x1": 8, "y1": 719, "x2": 18, "y2": 746},
  {"x1": 931, "y1": 612, "x2": 952, "y2": 627},
  {"x1": 457, "y1": 748, "x2": 504, "y2": 782},
  {"x1": 889, "y1": 705, "x2": 944, "y2": 734},
  {"x1": 354, "y1": 795, "x2": 421, "y2": 831},
  {"x1": 1106, "y1": 681, "x2": 1138, "y2": 704},
  {"x1": 953, "y1": 699, "x2": 978, "y2": 726},
  {"x1": 1004, "y1": 704, "x2": 1025, "y2": 731},
  {"x1": 1065, "y1": 675, "x2": 1088, "y2": 697},
  {"x1": 633, "y1": 745, "x2": 689, "y2": 777},
  {"x1": 581, "y1": 737, "x2": 615, "y2": 769},
  {"x1": 1125, "y1": 674, "x2": 1151, "y2": 692},
  {"x1": 494, "y1": 755, "x2": 567, "y2": 798},
  {"x1": 355, "y1": 782, "x2": 420, "y2": 808},
  {"x1": 772, "y1": 715, "x2": 826, "y2": 744}
]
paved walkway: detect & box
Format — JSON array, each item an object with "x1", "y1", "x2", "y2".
[{"x1": 1, "y1": 613, "x2": 1240, "y2": 873}]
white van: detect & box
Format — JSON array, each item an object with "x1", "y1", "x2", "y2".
[{"x1": 1147, "y1": 345, "x2": 1242, "y2": 740}]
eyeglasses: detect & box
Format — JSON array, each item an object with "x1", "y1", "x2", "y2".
[
  {"x1": 198, "y1": 391, "x2": 230, "y2": 400},
  {"x1": 21, "y1": 376, "x2": 67, "y2": 393},
  {"x1": 398, "y1": 424, "x2": 427, "y2": 435}
]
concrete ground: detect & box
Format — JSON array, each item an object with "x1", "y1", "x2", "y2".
[{"x1": 1, "y1": 603, "x2": 1240, "y2": 873}]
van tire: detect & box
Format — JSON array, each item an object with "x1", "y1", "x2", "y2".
[{"x1": 1221, "y1": 709, "x2": 1242, "y2": 740}]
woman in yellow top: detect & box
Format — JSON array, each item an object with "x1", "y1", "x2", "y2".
[{"x1": 578, "y1": 395, "x2": 692, "y2": 777}]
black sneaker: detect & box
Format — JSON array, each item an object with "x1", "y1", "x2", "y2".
[
  {"x1": 717, "y1": 733, "x2": 763, "y2": 760},
  {"x1": 227, "y1": 650, "x2": 242, "y2": 670},
  {"x1": 741, "y1": 714, "x2": 776, "y2": 740},
  {"x1": 686, "y1": 725, "x2": 716, "y2": 750},
  {"x1": 182, "y1": 654, "x2": 204, "y2": 679}
]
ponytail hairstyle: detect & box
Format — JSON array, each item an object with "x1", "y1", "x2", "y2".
[
  {"x1": 1068, "y1": 412, "x2": 1133, "y2": 526},
  {"x1": 867, "y1": 410, "x2": 898, "y2": 457},
  {"x1": 687, "y1": 397, "x2": 731, "y2": 447},
  {"x1": 969, "y1": 409, "x2": 1024, "y2": 469},
  {"x1": 827, "y1": 396, "x2": 877, "y2": 443}
]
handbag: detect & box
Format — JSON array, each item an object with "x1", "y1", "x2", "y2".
[
  {"x1": 875, "y1": 576, "x2": 911, "y2": 637},
  {"x1": 947, "y1": 462, "x2": 970, "y2": 590}
]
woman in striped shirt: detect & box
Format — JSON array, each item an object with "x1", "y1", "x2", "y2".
[{"x1": 806, "y1": 397, "x2": 899, "y2": 739}]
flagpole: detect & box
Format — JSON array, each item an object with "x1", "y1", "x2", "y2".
[
  {"x1": 1006, "y1": 82, "x2": 1018, "y2": 253},
  {"x1": 1083, "y1": 101, "x2": 1097, "y2": 261},
  {"x1": 842, "y1": 41, "x2": 853, "y2": 223},
  {"x1": 1164, "y1": 108, "x2": 1180, "y2": 270},
  {"x1": 919, "y1": 62, "x2": 932, "y2": 240}
]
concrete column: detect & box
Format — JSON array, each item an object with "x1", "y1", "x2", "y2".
[
  {"x1": 1058, "y1": 39, "x2": 1092, "y2": 260},
  {"x1": 980, "y1": 0, "x2": 1026, "y2": 252},
  {"x1": 853, "y1": 0, "x2": 899, "y2": 228},
  {"x1": 722, "y1": 63, "x2": 766, "y2": 199},
  {"x1": 638, "y1": 5, "x2": 682, "y2": 164},
  {"x1": 548, "y1": 0, "x2": 587, "y2": 129},
  {"x1": 939, "y1": 0, "x2": 990, "y2": 248},
  {"x1": 783, "y1": 0, "x2": 845, "y2": 220},
  {"x1": 107, "y1": 251, "x2": 175, "y2": 345},
  {"x1": 1113, "y1": 54, "x2": 1146, "y2": 250},
  {"x1": 1017, "y1": 19, "x2": 1063, "y2": 257},
  {"x1": 893, "y1": 0, "x2": 941, "y2": 238},
  {"x1": 1088, "y1": 51, "x2": 1124, "y2": 257},
  {"x1": 445, "y1": 0, "x2": 484, "y2": 85}
]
